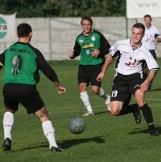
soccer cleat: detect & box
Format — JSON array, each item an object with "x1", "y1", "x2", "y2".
[
  {"x1": 149, "y1": 129, "x2": 159, "y2": 136},
  {"x1": 83, "y1": 112, "x2": 94, "y2": 116},
  {"x1": 105, "y1": 97, "x2": 111, "y2": 112},
  {"x1": 133, "y1": 108, "x2": 141, "y2": 124},
  {"x1": 51, "y1": 146, "x2": 64, "y2": 152},
  {"x1": 2, "y1": 138, "x2": 11, "y2": 151}
]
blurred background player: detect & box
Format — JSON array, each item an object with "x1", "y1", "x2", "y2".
[
  {"x1": 0, "y1": 23, "x2": 66, "y2": 152},
  {"x1": 69, "y1": 16, "x2": 111, "y2": 116},
  {"x1": 97, "y1": 23, "x2": 159, "y2": 136},
  {"x1": 142, "y1": 14, "x2": 161, "y2": 90}
]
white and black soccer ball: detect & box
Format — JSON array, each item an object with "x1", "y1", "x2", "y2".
[{"x1": 69, "y1": 117, "x2": 85, "y2": 134}]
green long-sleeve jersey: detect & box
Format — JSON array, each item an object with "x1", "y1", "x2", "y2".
[
  {"x1": 71, "y1": 30, "x2": 111, "y2": 65},
  {"x1": 0, "y1": 42, "x2": 58, "y2": 85}
]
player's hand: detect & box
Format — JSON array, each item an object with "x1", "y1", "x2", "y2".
[
  {"x1": 153, "y1": 39, "x2": 158, "y2": 44},
  {"x1": 96, "y1": 72, "x2": 105, "y2": 81},
  {"x1": 91, "y1": 49, "x2": 100, "y2": 58},
  {"x1": 69, "y1": 50, "x2": 74, "y2": 58},
  {"x1": 139, "y1": 80, "x2": 150, "y2": 92},
  {"x1": 57, "y1": 86, "x2": 66, "y2": 95}
]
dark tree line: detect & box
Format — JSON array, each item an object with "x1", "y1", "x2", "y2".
[{"x1": 0, "y1": 0, "x2": 125, "y2": 17}]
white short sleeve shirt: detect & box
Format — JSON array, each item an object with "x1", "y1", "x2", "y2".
[
  {"x1": 110, "y1": 39, "x2": 159, "y2": 75},
  {"x1": 142, "y1": 25, "x2": 160, "y2": 50}
]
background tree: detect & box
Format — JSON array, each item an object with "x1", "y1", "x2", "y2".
[{"x1": 0, "y1": 0, "x2": 125, "y2": 17}]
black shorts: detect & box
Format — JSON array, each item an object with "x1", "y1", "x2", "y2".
[
  {"x1": 3, "y1": 83, "x2": 45, "y2": 114},
  {"x1": 78, "y1": 64, "x2": 102, "y2": 87},
  {"x1": 111, "y1": 73, "x2": 144, "y2": 103}
]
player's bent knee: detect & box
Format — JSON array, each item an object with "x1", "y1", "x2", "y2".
[
  {"x1": 110, "y1": 108, "x2": 120, "y2": 116},
  {"x1": 91, "y1": 87, "x2": 100, "y2": 94},
  {"x1": 34, "y1": 107, "x2": 50, "y2": 122}
]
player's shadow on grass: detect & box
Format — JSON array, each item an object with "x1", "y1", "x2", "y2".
[
  {"x1": 11, "y1": 143, "x2": 49, "y2": 152},
  {"x1": 94, "y1": 111, "x2": 109, "y2": 115},
  {"x1": 12, "y1": 136, "x2": 105, "y2": 152},
  {"x1": 60, "y1": 136, "x2": 105, "y2": 149},
  {"x1": 128, "y1": 126, "x2": 161, "y2": 135}
]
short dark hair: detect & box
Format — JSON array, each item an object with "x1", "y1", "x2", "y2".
[
  {"x1": 144, "y1": 14, "x2": 152, "y2": 20},
  {"x1": 81, "y1": 16, "x2": 93, "y2": 26},
  {"x1": 132, "y1": 23, "x2": 145, "y2": 33},
  {"x1": 17, "y1": 23, "x2": 32, "y2": 37}
]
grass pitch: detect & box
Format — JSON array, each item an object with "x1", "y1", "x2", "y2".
[{"x1": 0, "y1": 59, "x2": 161, "y2": 162}]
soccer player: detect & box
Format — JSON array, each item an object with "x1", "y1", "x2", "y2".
[
  {"x1": 69, "y1": 16, "x2": 111, "y2": 116},
  {"x1": 97, "y1": 23, "x2": 159, "y2": 136},
  {"x1": 0, "y1": 23, "x2": 66, "y2": 152},
  {"x1": 142, "y1": 14, "x2": 161, "y2": 90}
]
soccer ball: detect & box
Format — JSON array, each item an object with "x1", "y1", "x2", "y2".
[{"x1": 69, "y1": 117, "x2": 85, "y2": 134}]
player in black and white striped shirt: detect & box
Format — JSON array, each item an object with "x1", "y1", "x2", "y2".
[{"x1": 97, "y1": 23, "x2": 159, "y2": 136}]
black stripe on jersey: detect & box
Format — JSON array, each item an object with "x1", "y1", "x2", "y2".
[
  {"x1": 113, "y1": 51, "x2": 121, "y2": 69},
  {"x1": 150, "y1": 68, "x2": 160, "y2": 71}
]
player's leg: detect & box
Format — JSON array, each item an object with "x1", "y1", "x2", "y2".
[
  {"x1": 111, "y1": 97, "x2": 141, "y2": 124},
  {"x1": 110, "y1": 100, "x2": 124, "y2": 115},
  {"x1": 2, "y1": 84, "x2": 19, "y2": 151},
  {"x1": 90, "y1": 65, "x2": 111, "y2": 111},
  {"x1": 120, "y1": 95, "x2": 141, "y2": 124},
  {"x1": 2, "y1": 109, "x2": 14, "y2": 151},
  {"x1": 79, "y1": 83, "x2": 94, "y2": 116},
  {"x1": 34, "y1": 108, "x2": 63, "y2": 152},
  {"x1": 20, "y1": 86, "x2": 63, "y2": 152},
  {"x1": 78, "y1": 65, "x2": 93, "y2": 116},
  {"x1": 135, "y1": 89, "x2": 159, "y2": 136},
  {"x1": 111, "y1": 73, "x2": 141, "y2": 124},
  {"x1": 91, "y1": 86, "x2": 111, "y2": 111}
]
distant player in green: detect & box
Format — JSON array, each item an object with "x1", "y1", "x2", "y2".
[
  {"x1": 0, "y1": 23, "x2": 66, "y2": 152},
  {"x1": 69, "y1": 17, "x2": 111, "y2": 116}
]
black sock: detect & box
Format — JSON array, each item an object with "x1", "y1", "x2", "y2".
[
  {"x1": 119, "y1": 104, "x2": 138, "y2": 115},
  {"x1": 140, "y1": 103, "x2": 155, "y2": 130}
]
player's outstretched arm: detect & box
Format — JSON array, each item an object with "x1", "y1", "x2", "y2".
[{"x1": 96, "y1": 54, "x2": 113, "y2": 81}]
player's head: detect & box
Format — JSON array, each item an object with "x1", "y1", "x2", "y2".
[
  {"x1": 17, "y1": 23, "x2": 32, "y2": 40},
  {"x1": 144, "y1": 14, "x2": 152, "y2": 27},
  {"x1": 131, "y1": 23, "x2": 145, "y2": 45},
  {"x1": 81, "y1": 17, "x2": 93, "y2": 34}
]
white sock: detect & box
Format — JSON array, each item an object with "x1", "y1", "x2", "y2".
[
  {"x1": 80, "y1": 91, "x2": 93, "y2": 113},
  {"x1": 42, "y1": 120, "x2": 58, "y2": 149},
  {"x1": 3, "y1": 111, "x2": 14, "y2": 140},
  {"x1": 99, "y1": 88, "x2": 110, "y2": 101}
]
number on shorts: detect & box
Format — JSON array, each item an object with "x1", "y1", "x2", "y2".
[{"x1": 111, "y1": 90, "x2": 118, "y2": 97}]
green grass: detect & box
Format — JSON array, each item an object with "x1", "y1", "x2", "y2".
[{"x1": 0, "y1": 59, "x2": 161, "y2": 162}]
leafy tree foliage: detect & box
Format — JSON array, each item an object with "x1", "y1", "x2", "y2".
[{"x1": 0, "y1": 0, "x2": 125, "y2": 17}]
